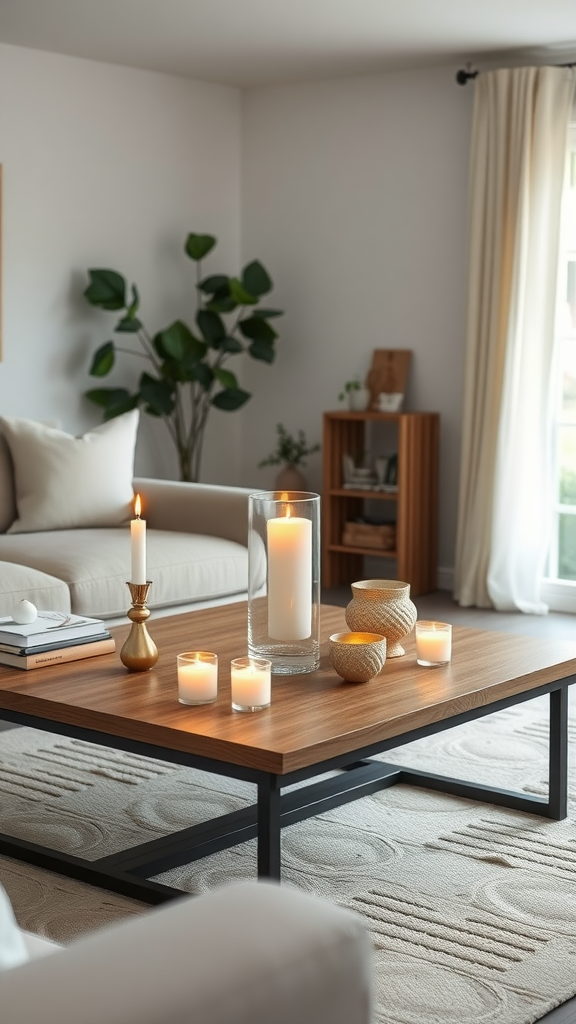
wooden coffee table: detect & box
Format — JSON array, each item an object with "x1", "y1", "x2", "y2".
[{"x1": 0, "y1": 602, "x2": 575, "y2": 905}]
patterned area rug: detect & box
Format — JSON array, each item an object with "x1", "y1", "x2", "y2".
[{"x1": 2, "y1": 691, "x2": 576, "y2": 1024}]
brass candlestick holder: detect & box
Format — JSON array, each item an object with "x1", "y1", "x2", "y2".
[{"x1": 120, "y1": 582, "x2": 159, "y2": 672}]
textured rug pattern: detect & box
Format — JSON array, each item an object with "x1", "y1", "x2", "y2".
[{"x1": 2, "y1": 693, "x2": 576, "y2": 1024}]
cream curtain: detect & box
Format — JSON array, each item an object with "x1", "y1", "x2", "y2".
[{"x1": 454, "y1": 66, "x2": 576, "y2": 612}]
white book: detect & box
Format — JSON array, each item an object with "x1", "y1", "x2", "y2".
[{"x1": 0, "y1": 611, "x2": 107, "y2": 648}]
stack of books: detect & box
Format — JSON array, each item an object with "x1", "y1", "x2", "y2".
[{"x1": 0, "y1": 612, "x2": 115, "y2": 670}]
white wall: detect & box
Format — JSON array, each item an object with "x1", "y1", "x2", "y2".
[
  {"x1": 241, "y1": 67, "x2": 474, "y2": 576},
  {"x1": 0, "y1": 43, "x2": 243, "y2": 481},
  {"x1": 0, "y1": 45, "x2": 475, "y2": 578}
]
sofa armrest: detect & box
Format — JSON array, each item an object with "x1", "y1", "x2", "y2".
[
  {"x1": 2, "y1": 882, "x2": 372, "y2": 1024},
  {"x1": 134, "y1": 477, "x2": 255, "y2": 548}
]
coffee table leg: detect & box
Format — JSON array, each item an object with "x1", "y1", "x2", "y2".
[
  {"x1": 257, "y1": 774, "x2": 281, "y2": 879},
  {"x1": 548, "y1": 686, "x2": 568, "y2": 820}
]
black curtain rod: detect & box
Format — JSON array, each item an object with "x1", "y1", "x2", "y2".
[{"x1": 456, "y1": 62, "x2": 575, "y2": 85}]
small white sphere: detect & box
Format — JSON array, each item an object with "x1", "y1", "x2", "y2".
[{"x1": 12, "y1": 599, "x2": 38, "y2": 624}]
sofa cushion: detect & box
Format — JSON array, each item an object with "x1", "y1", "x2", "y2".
[
  {"x1": 0, "y1": 561, "x2": 71, "y2": 619},
  {"x1": 0, "y1": 411, "x2": 139, "y2": 534},
  {"x1": 0, "y1": 530, "x2": 248, "y2": 619},
  {"x1": 0, "y1": 883, "x2": 29, "y2": 972}
]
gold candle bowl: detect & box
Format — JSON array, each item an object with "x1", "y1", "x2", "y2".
[{"x1": 329, "y1": 631, "x2": 387, "y2": 683}]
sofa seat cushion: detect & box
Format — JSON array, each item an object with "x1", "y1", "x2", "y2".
[
  {"x1": 0, "y1": 530, "x2": 248, "y2": 619},
  {"x1": 0, "y1": 561, "x2": 71, "y2": 619}
]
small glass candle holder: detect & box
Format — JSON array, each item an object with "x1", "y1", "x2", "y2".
[
  {"x1": 177, "y1": 652, "x2": 218, "y2": 705},
  {"x1": 230, "y1": 656, "x2": 271, "y2": 712},
  {"x1": 415, "y1": 621, "x2": 452, "y2": 667}
]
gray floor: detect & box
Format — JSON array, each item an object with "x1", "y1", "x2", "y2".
[{"x1": 323, "y1": 587, "x2": 576, "y2": 1024}]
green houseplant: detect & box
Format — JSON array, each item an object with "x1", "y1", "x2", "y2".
[
  {"x1": 258, "y1": 423, "x2": 320, "y2": 471},
  {"x1": 258, "y1": 423, "x2": 320, "y2": 490},
  {"x1": 83, "y1": 232, "x2": 283, "y2": 482}
]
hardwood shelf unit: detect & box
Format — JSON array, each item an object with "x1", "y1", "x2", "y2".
[{"x1": 322, "y1": 410, "x2": 439, "y2": 596}]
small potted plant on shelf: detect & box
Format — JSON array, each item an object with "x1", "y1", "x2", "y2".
[
  {"x1": 258, "y1": 423, "x2": 320, "y2": 490},
  {"x1": 338, "y1": 377, "x2": 370, "y2": 411}
]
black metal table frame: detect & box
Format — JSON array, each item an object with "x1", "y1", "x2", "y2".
[{"x1": 0, "y1": 673, "x2": 572, "y2": 906}]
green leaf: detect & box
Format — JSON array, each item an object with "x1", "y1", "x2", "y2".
[
  {"x1": 242, "y1": 260, "x2": 272, "y2": 297},
  {"x1": 157, "y1": 320, "x2": 204, "y2": 363},
  {"x1": 127, "y1": 285, "x2": 140, "y2": 318},
  {"x1": 254, "y1": 308, "x2": 283, "y2": 319},
  {"x1": 249, "y1": 337, "x2": 276, "y2": 364},
  {"x1": 185, "y1": 233, "x2": 217, "y2": 261},
  {"x1": 239, "y1": 316, "x2": 278, "y2": 343},
  {"x1": 199, "y1": 274, "x2": 230, "y2": 294},
  {"x1": 85, "y1": 387, "x2": 138, "y2": 419},
  {"x1": 115, "y1": 316, "x2": 142, "y2": 333},
  {"x1": 197, "y1": 309, "x2": 225, "y2": 345},
  {"x1": 89, "y1": 341, "x2": 115, "y2": 377},
  {"x1": 84, "y1": 270, "x2": 126, "y2": 311},
  {"x1": 192, "y1": 362, "x2": 214, "y2": 389},
  {"x1": 218, "y1": 336, "x2": 243, "y2": 354},
  {"x1": 213, "y1": 367, "x2": 238, "y2": 389},
  {"x1": 212, "y1": 387, "x2": 251, "y2": 411},
  {"x1": 229, "y1": 277, "x2": 258, "y2": 306},
  {"x1": 205, "y1": 295, "x2": 238, "y2": 315},
  {"x1": 139, "y1": 373, "x2": 175, "y2": 416}
]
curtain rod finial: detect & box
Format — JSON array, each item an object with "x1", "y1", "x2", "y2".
[{"x1": 456, "y1": 68, "x2": 478, "y2": 85}]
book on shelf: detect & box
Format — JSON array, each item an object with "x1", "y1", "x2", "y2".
[
  {"x1": 0, "y1": 612, "x2": 106, "y2": 649},
  {"x1": 0, "y1": 634, "x2": 116, "y2": 671}
]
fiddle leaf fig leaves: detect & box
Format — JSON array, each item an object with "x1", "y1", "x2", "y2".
[
  {"x1": 84, "y1": 270, "x2": 126, "y2": 310},
  {"x1": 83, "y1": 231, "x2": 282, "y2": 481},
  {"x1": 139, "y1": 373, "x2": 175, "y2": 416},
  {"x1": 185, "y1": 233, "x2": 216, "y2": 261},
  {"x1": 242, "y1": 260, "x2": 272, "y2": 297},
  {"x1": 212, "y1": 387, "x2": 251, "y2": 411},
  {"x1": 229, "y1": 277, "x2": 258, "y2": 306},
  {"x1": 89, "y1": 341, "x2": 115, "y2": 377},
  {"x1": 85, "y1": 387, "x2": 138, "y2": 420},
  {"x1": 196, "y1": 309, "x2": 226, "y2": 346}
]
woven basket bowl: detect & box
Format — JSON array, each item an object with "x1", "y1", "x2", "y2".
[{"x1": 330, "y1": 631, "x2": 387, "y2": 683}]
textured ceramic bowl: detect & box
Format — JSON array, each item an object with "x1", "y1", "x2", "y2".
[{"x1": 330, "y1": 631, "x2": 387, "y2": 683}]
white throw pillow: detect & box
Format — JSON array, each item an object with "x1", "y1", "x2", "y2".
[
  {"x1": 0, "y1": 883, "x2": 29, "y2": 971},
  {"x1": 0, "y1": 410, "x2": 139, "y2": 534}
]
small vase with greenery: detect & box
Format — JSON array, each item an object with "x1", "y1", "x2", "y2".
[
  {"x1": 338, "y1": 376, "x2": 370, "y2": 411},
  {"x1": 258, "y1": 423, "x2": 320, "y2": 490},
  {"x1": 83, "y1": 232, "x2": 283, "y2": 482}
]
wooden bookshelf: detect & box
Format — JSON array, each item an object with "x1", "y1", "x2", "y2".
[{"x1": 322, "y1": 410, "x2": 439, "y2": 596}]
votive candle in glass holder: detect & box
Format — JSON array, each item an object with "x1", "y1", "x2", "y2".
[
  {"x1": 230, "y1": 656, "x2": 271, "y2": 712},
  {"x1": 415, "y1": 621, "x2": 452, "y2": 667},
  {"x1": 177, "y1": 652, "x2": 218, "y2": 705}
]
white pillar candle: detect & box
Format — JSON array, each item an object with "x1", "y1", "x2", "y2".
[
  {"x1": 267, "y1": 509, "x2": 312, "y2": 641},
  {"x1": 177, "y1": 653, "x2": 218, "y2": 705},
  {"x1": 415, "y1": 621, "x2": 452, "y2": 666},
  {"x1": 230, "y1": 657, "x2": 271, "y2": 710},
  {"x1": 130, "y1": 493, "x2": 147, "y2": 584}
]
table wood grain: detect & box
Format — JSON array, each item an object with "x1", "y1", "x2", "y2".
[{"x1": 0, "y1": 603, "x2": 575, "y2": 774}]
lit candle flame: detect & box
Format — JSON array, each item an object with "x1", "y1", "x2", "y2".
[{"x1": 134, "y1": 493, "x2": 142, "y2": 518}]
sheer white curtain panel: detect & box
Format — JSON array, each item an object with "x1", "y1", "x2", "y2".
[{"x1": 454, "y1": 65, "x2": 576, "y2": 613}]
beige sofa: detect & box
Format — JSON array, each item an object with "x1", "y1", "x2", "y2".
[
  {"x1": 1, "y1": 881, "x2": 372, "y2": 1024},
  {"x1": 0, "y1": 476, "x2": 254, "y2": 623},
  {"x1": 0, "y1": 412, "x2": 258, "y2": 623}
]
